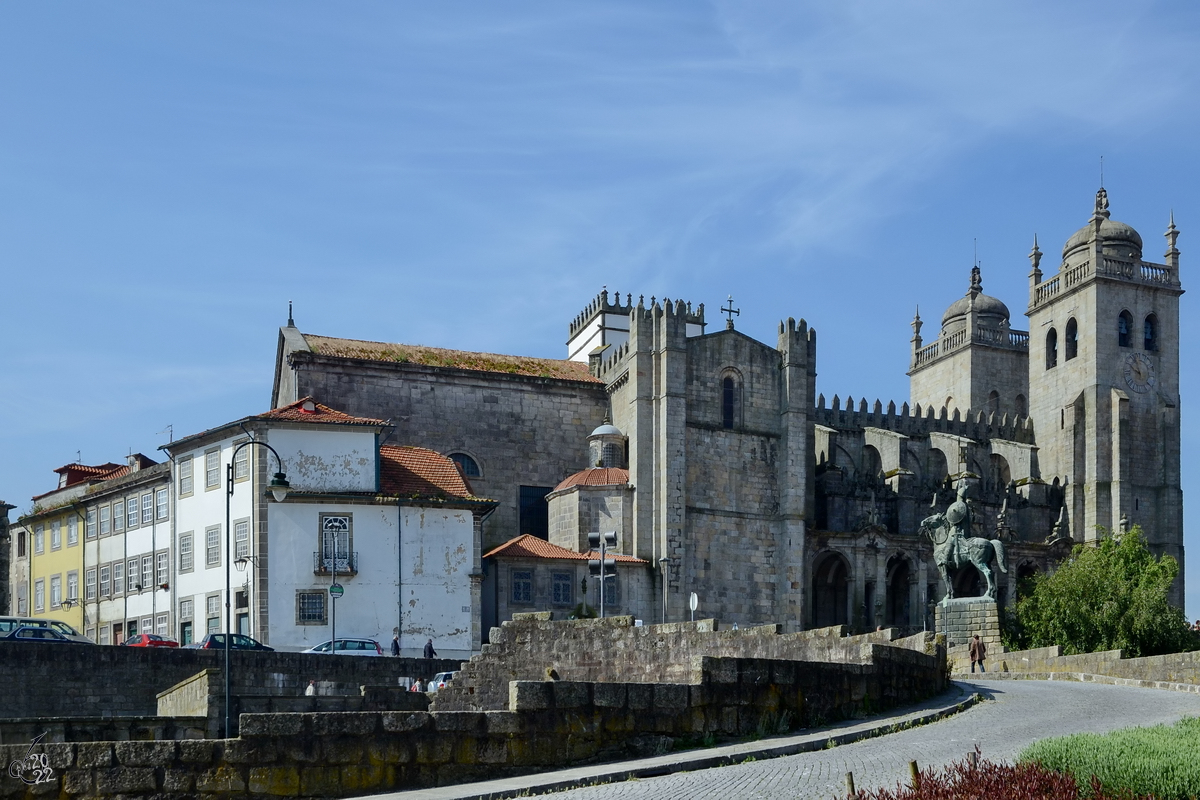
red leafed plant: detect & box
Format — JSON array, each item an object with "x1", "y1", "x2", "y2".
[{"x1": 858, "y1": 749, "x2": 1143, "y2": 800}]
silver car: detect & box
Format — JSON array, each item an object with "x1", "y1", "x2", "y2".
[{"x1": 301, "y1": 638, "x2": 384, "y2": 656}]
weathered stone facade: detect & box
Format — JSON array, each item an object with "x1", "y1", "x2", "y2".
[{"x1": 271, "y1": 189, "x2": 1184, "y2": 634}]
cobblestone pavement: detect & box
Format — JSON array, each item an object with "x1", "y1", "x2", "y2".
[{"x1": 540, "y1": 680, "x2": 1200, "y2": 799}]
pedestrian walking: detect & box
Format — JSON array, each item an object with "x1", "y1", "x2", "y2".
[
  {"x1": 304, "y1": 680, "x2": 316, "y2": 696},
  {"x1": 423, "y1": 638, "x2": 436, "y2": 659},
  {"x1": 969, "y1": 634, "x2": 986, "y2": 673},
  {"x1": 391, "y1": 633, "x2": 400, "y2": 656}
]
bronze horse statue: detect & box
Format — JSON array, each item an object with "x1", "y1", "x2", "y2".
[{"x1": 919, "y1": 511, "x2": 1007, "y2": 603}]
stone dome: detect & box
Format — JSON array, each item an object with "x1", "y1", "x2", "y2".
[
  {"x1": 940, "y1": 266, "x2": 1010, "y2": 327},
  {"x1": 1062, "y1": 188, "x2": 1143, "y2": 260},
  {"x1": 590, "y1": 423, "x2": 623, "y2": 438}
]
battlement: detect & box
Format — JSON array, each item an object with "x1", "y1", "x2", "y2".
[{"x1": 813, "y1": 394, "x2": 1035, "y2": 444}]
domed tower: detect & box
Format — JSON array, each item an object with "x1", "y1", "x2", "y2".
[
  {"x1": 909, "y1": 265, "x2": 1030, "y2": 417},
  {"x1": 1027, "y1": 189, "x2": 1183, "y2": 599},
  {"x1": 546, "y1": 420, "x2": 633, "y2": 553}
]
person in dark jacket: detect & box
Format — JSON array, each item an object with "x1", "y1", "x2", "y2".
[
  {"x1": 969, "y1": 634, "x2": 986, "y2": 673},
  {"x1": 391, "y1": 634, "x2": 400, "y2": 656},
  {"x1": 423, "y1": 639, "x2": 436, "y2": 659}
]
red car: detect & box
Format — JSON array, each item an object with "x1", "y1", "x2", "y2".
[{"x1": 122, "y1": 634, "x2": 179, "y2": 648}]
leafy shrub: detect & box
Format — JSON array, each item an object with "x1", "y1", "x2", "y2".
[
  {"x1": 1010, "y1": 526, "x2": 1193, "y2": 657},
  {"x1": 858, "y1": 753, "x2": 1087, "y2": 799},
  {"x1": 1020, "y1": 716, "x2": 1200, "y2": 799}
]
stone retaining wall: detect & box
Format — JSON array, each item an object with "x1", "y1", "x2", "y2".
[
  {"x1": 1, "y1": 642, "x2": 459, "y2": 721},
  {"x1": 996, "y1": 645, "x2": 1200, "y2": 683},
  {"x1": 0, "y1": 649, "x2": 945, "y2": 799},
  {"x1": 433, "y1": 614, "x2": 922, "y2": 712}
]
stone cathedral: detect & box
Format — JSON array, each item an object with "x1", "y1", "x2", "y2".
[{"x1": 272, "y1": 189, "x2": 1184, "y2": 635}]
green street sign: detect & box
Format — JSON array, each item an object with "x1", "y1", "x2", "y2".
[{"x1": 329, "y1": 584, "x2": 344, "y2": 598}]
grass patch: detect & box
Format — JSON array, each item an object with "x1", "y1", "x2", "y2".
[{"x1": 1020, "y1": 716, "x2": 1200, "y2": 799}]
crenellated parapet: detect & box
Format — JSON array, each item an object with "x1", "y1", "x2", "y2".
[
  {"x1": 812, "y1": 394, "x2": 1035, "y2": 445},
  {"x1": 568, "y1": 291, "x2": 706, "y2": 364}
]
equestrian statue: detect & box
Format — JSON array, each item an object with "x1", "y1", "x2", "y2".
[{"x1": 919, "y1": 479, "x2": 1007, "y2": 604}]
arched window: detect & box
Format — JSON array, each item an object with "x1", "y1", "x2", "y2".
[
  {"x1": 926, "y1": 449, "x2": 948, "y2": 485},
  {"x1": 1046, "y1": 328, "x2": 1058, "y2": 369},
  {"x1": 862, "y1": 445, "x2": 882, "y2": 479},
  {"x1": 1144, "y1": 314, "x2": 1158, "y2": 351},
  {"x1": 721, "y1": 375, "x2": 741, "y2": 429},
  {"x1": 1065, "y1": 318, "x2": 1078, "y2": 360},
  {"x1": 987, "y1": 390, "x2": 1000, "y2": 414},
  {"x1": 989, "y1": 453, "x2": 1011, "y2": 490},
  {"x1": 1015, "y1": 394, "x2": 1027, "y2": 417},
  {"x1": 1118, "y1": 311, "x2": 1132, "y2": 348},
  {"x1": 449, "y1": 453, "x2": 481, "y2": 477}
]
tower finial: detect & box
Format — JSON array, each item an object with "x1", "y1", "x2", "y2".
[
  {"x1": 1029, "y1": 234, "x2": 1043, "y2": 276},
  {"x1": 1100, "y1": 154, "x2": 1104, "y2": 188},
  {"x1": 288, "y1": 300, "x2": 294, "y2": 327}
]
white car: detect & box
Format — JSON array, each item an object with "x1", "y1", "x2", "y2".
[
  {"x1": 427, "y1": 671, "x2": 457, "y2": 692},
  {"x1": 301, "y1": 638, "x2": 384, "y2": 656}
]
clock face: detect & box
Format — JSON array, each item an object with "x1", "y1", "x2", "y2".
[{"x1": 1122, "y1": 352, "x2": 1156, "y2": 393}]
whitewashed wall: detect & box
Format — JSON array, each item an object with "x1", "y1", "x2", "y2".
[
  {"x1": 267, "y1": 428, "x2": 378, "y2": 493},
  {"x1": 398, "y1": 506, "x2": 476, "y2": 657}
]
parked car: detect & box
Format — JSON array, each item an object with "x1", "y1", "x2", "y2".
[
  {"x1": 427, "y1": 671, "x2": 457, "y2": 692},
  {"x1": 183, "y1": 633, "x2": 274, "y2": 651},
  {"x1": 300, "y1": 638, "x2": 384, "y2": 656},
  {"x1": 1, "y1": 626, "x2": 92, "y2": 644},
  {"x1": 122, "y1": 634, "x2": 179, "y2": 648},
  {"x1": 0, "y1": 616, "x2": 93, "y2": 643}
]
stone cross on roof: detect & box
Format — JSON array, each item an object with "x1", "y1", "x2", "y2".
[{"x1": 721, "y1": 295, "x2": 740, "y2": 330}]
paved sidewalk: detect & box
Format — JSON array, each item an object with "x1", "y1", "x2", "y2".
[{"x1": 371, "y1": 685, "x2": 980, "y2": 800}]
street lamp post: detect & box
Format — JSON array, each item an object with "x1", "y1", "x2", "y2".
[{"x1": 225, "y1": 441, "x2": 290, "y2": 739}]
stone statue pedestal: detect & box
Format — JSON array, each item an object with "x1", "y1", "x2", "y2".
[{"x1": 934, "y1": 597, "x2": 1002, "y2": 652}]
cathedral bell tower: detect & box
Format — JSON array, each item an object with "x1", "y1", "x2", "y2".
[{"x1": 1025, "y1": 189, "x2": 1184, "y2": 602}]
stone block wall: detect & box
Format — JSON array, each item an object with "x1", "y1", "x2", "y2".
[
  {"x1": 432, "y1": 614, "x2": 934, "y2": 713},
  {"x1": 997, "y1": 645, "x2": 1200, "y2": 684},
  {"x1": 0, "y1": 643, "x2": 460, "y2": 721},
  {"x1": 935, "y1": 598, "x2": 1001, "y2": 651},
  {"x1": 0, "y1": 650, "x2": 945, "y2": 799},
  {"x1": 0, "y1": 717, "x2": 207, "y2": 747}
]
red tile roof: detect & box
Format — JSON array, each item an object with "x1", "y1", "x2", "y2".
[
  {"x1": 553, "y1": 467, "x2": 630, "y2": 492},
  {"x1": 256, "y1": 397, "x2": 388, "y2": 427},
  {"x1": 302, "y1": 334, "x2": 602, "y2": 384},
  {"x1": 379, "y1": 445, "x2": 484, "y2": 501},
  {"x1": 34, "y1": 455, "x2": 159, "y2": 501},
  {"x1": 483, "y1": 534, "x2": 646, "y2": 563}
]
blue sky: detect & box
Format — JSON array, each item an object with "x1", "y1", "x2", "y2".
[{"x1": 3, "y1": 2, "x2": 1199, "y2": 614}]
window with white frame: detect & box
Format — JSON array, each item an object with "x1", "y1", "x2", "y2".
[
  {"x1": 205, "y1": 526, "x2": 221, "y2": 568},
  {"x1": 126, "y1": 558, "x2": 137, "y2": 591},
  {"x1": 34, "y1": 579, "x2": 44, "y2": 612},
  {"x1": 234, "y1": 441, "x2": 250, "y2": 481},
  {"x1": 156, "y1": 551, "x2": 168, "y2": 587},
  {"x1": 179, "y1": 532, "x2": 194, "y2": 572},
  {"x1": 99, "y1": 506, "x2": 110, "y2": 536},
  {"x1": 99, "y1": 627, "x2": 110, "y2": 645},
  {"x1": 99, "y1": 565, "x2": 111, "y2": 598},
  {"x1": 156, "y1": 488, "x2": 168, "y2": 521},
  {"x1": 67, "y1": 515, "x2": 79, "y2": 545},
  {"x1": 156, "y1": 614, "x2": 168, "y2": 636},
  {"x1": 34, "y1": 525, "x2": 44, "y2": 554},
  {"x1": 141, "y1": 555, "x2": 153, "y2": 592},
  {"x1": 67, "y1": 571, "x2": 78, "y2": 602},
  {"x1": 141, "y1": 617, "x2": 153, "y2": 634},
  {"x1": 205, "y1": 449, "x2": 220, "y2": 490},
  {"x1": 50, "y1": 575, "x2": 61, "y2": 608},
  {"x1": 86, "y1": 509, "x2": 97, "y2": 539},
  {"x1": 206, "y1": 594, "x2": 220, "y2": 633},
  {"x1": 296, "y1": 591, "x2": 327, "y2": 624},
  {"x1": 180, "y1": 598, "x2": 194, "y2": 621},
  {"x1": 179, "y1": 456, "x2": 193, "y2": 497},
  {"x1": 113, "y1": 561, "x2": 124, "y2": 595},
  {"x1": 319, "y1": 514, "x2": 354, "y2": 573},
  {"x1": 127, "y1": 497, "x2": 138, "y2": 529},
  {"x1": 234, "y1": 519, "x2": 250, "y2": 560},
  {"x1": 113, "y1": 501, "x2": 124, "y2": 532},
  {"x1": 85, "y1": 569, "x2": 96, "y2": 601},
  {"x1": 141, "y1": 493, "x2": 153, "y2": 524},
  {"x1": 51, "y1": 520, "x2": 62, "y2": 550}
]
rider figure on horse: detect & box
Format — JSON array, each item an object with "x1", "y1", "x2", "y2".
[{"x1": 944, "y1": 479, "x2": 972, "y2": 567}]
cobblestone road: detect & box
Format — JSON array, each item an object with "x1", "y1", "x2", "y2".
[{"x1": 541, "y1": 680, "x2": 1200, "y2": 799}]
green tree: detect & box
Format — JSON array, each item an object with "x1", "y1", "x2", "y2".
[{"x1": 1010, "y1": 526, "x2": 1193, "y2": 657}]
